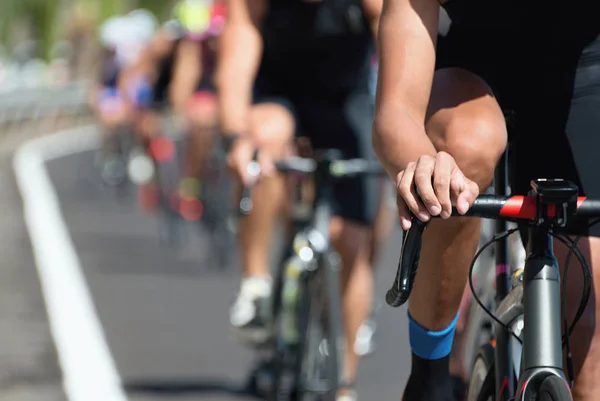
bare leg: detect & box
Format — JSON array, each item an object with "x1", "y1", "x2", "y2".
[
  {"x1": 556, "y1": 238, "x2": 600, "y2": 401},
  {"x1": 330, "y1": 218, "x2": 374, "y2": 391},
  {"x1": 403, "y1": 68, "x2": 507, "y2": 400},
  {"x1": 182, "y1": 93, "x2": 217, "y2": 179},
  {"x1": 229, "y1": 103, "x2": 295, "y2": 343}
]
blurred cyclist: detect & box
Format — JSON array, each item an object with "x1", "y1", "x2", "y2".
[
  {"x1": 121, "y1": 0, "x2": 226, "y2": 214},
  {"x1": 218, "y1": 0, "x2": 382, "y2": 399},
  {"x1": 90, "y1": 10, "x2": 157, "y2": 186}
]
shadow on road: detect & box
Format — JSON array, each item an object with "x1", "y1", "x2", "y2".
[{"x1": 124, "y1": 378, "x2": 261, "y2": 399}]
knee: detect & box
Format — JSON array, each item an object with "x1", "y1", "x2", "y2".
[
  {"x1": 330, "y1": 218, "x2": 371, "y2": 270},
  {"x1": 426, "y1": 68, "x2": 507, "y2": 189},
  {"x1": 249, "y1": 103, "x2": 295, "y2": 158},
  {"x1": 187, "y1": 91, "x2": 217, "y2": 127},
  {"x1": 436, "y1": 113, "x2": 506, "y2": 187}
]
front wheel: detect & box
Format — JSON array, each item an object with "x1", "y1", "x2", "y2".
[
  {"x1": 538, "y1": 376, "x2": 572, "y2": 401},
  {"x1": 467, "y1": 344, "x2": 495, "y2": 401},
  {"x1": 297, "y1": 261, "x2": 342, "y2": 401}
]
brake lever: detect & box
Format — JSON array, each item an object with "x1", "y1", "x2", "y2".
[{"x1": 386, "y1": 217, "x2": 429, "y2": 307}]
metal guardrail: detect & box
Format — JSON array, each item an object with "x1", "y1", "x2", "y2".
[
  {"x1": 0, "y1": 81, "x2": 93, "y2": 149},
  {"x1": 0, "y1": 81, "x2": 89, "y2": 122}
]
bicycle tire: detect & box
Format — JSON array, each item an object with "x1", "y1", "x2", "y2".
[
  {"x1": 538, "y1": 376, "x2": 572, "y2": 401},
  {"x1": 467, "y1": 344, "x2": 495, "y2": 401},
  {"x1": 267, "y1": 241, "x2": 304, "y2": 401},
  {"x1": 151, "y1": 135, "x2": 184, "y2": 247},
  {"x1": 201, "y1": 159, "x2": 236, "y2": 268},
  {"x1": 114, "y1": 128, "x2": 135, "y2": 199},
  {"x1": 296, "y1": 257, "x2": 342, "y2": 401}
]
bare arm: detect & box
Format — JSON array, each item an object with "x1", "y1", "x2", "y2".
[
  {"x1": 169, "y1": 38, "x2": 202, "y2": 114},
  {"x1": 361, "y1": 0, "x2": 383, "y2": 40},
  {"x1": 118, "y1": 30, "x2": 171, "y2": 98},
  {"x1": 372, "y1": 0, "x2": 439, "y2": 180},
  {"x1": 215, "y1": 0, "x2": 266, "y2": 135}
]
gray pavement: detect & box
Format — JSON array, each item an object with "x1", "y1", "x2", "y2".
[
  {"x1": 41, "y1": 148, "x2": 411, "y2": 401},
  {"x1": 0, "y1": 85, "x2": 97, "y2": 401},
  {"x1": 0, "y1": 155, "x2": 65, "y2": 401}
]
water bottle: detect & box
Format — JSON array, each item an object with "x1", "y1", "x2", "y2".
[{"x1": 281, "y1": 256, "x2": 302, "y2": 345}]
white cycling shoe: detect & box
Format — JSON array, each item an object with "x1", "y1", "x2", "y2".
[{"x1": 229, "y1": 276, "x2": 272, "y2": 347}]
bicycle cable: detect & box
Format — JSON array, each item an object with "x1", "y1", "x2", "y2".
[
  {"x1": 467, "y1": 222, "x2": 595, "y2": 347},
  {"x1": 467, "y1": 222, "x2": 598, "y2": 389},
  {"x1": 468, "y1": 227, "x2": 523, "y2": 344}
]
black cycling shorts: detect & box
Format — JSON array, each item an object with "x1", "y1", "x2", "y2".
[
  {"x1": 253, "y1": 71, "x2": 380, "y2": 227},
  {"x1": 436, "y1": 4, "x2": 600, "y2": 237}
]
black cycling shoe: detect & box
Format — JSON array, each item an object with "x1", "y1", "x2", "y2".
[
  {"x1": 451, "y1": 375, "x2": 466, "y2": 401},
  {"x1": 402, "y1": 354, "x2": 455, "y2": 401}
]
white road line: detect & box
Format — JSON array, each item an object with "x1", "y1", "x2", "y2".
[{"x1": 13, "y1": 126, "x2": 128, "y2": 401}]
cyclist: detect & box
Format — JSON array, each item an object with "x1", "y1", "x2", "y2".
[
  {"x1": 90, "y1": 11, "x2": 157, "y2": 185},
  {"x1": 374, "y1": 0, "x2": 600, "y2": 400},
  {"x1": 120, "y1": 0, "x2": 225, "y2": 213},
  {"x1": 217, "y1": 0, "x2": 383, "y2": 399}
]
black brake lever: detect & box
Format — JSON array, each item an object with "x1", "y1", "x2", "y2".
[{"x1": 386, "y1": 217, "x2": 429, "y2": 307}]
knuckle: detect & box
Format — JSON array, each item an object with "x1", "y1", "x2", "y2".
[
  {"x1": 414, "y1": 169, "x2": 431, "y2": 182},
  {"x1": 436, "y1": 150, "x2": 450, "y2": 160},
  {"x1": 440, "y1": 151, "x2": 456, "y2": 165},
  {"x1": 417, "y1": 155, "x2": 434, "y2": 165},
  {"x1": 421, "y1": 194, "x2": 437, "y2": 205},
  {"x1": 433, "y1": 176, "x2": 448, "y2": 190},
  {"x1": 398, "y1": 183, "x2": 412, "y2": 197}
]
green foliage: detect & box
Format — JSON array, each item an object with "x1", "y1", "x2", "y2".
[{"x1": 0, "y1": 0, "x2": 171, "y2": 61}]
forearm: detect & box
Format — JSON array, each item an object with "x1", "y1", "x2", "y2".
[
  {"x1": 216, "y1": 24, "x2": 262, "y2": 135},
  {"x1": 372, "y1": 109, "x2": 436, "y2": 180},
  {"x1": 373, "y1": 0, "x2": 439, "y2": 179}
]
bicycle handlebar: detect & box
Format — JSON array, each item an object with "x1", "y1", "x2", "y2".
[
  {"x1": 239, "y1": 155, "x2": 385, "y2": 216},
  {"x1": 386, "y1": 193, "x2": 600, "y2": 308},
  {"x1": 273, "y1": 156, "x2": 384, "y2": 176}
]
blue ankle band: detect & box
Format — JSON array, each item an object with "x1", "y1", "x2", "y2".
[{"x1": 408, "y1": 312, "x2": 459, "y2": 360}]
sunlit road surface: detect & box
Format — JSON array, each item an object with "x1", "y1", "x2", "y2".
[{"x1": 20, "y1": 134, "x2": 413, "y2": 401}]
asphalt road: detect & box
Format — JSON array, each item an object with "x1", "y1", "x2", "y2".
[
  {"x1": 44, "y1": 148, "x2": 412, "y2": 401},
  {"x1": 0, "y1": 155, "x2": 65, "y2": 401}
]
